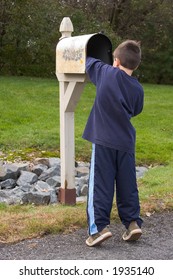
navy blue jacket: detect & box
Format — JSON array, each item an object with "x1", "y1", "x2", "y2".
[{"x1": 83, "y1": 57, "x2": 144, "y2": 153}]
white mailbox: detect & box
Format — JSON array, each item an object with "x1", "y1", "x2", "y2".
[{"x1": 56, "y1": 33, "x2": 113, "y2": 74}]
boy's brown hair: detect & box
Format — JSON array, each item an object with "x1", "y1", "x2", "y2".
[{"x1": 113, "y1": 40, "x2": 141, "y2": 70}]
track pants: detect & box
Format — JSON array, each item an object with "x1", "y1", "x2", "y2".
[{"x1": 87, "y1": 143, "x2": 143, "y2": 235}]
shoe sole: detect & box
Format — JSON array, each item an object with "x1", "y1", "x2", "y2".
[
  {"x1": 122, "y1": 229, "x2": 142, "y2": 241},
  {"x1": 86, "y1": 232, "x2": 112, "y2": 247}
]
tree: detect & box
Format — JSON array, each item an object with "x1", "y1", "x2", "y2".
[
  {"x1": 0, "y1": 0, "x2": 63, "y2": 76},
  {"x1": 107, "y1": 0, "x2": 173, "y2": 83},
  {"x1": 0, "y1": 0, "x2": 173, "y2": 83}
]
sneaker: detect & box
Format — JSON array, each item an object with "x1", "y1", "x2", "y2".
[
  {"x1": 86, "y1": 227, "x2": 112, "y2": 247},
  {"x1": 122, "y1": 221, "x2": 142, "y2": 241}
]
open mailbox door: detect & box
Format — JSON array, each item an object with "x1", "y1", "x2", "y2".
[{"x1": 56, "y1": 33, "x2": 113, "y2": 74}]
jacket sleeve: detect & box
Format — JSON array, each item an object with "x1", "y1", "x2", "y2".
[
  {"x1": 86, "y1": 56, "x2": 108, "y2": 85},
  {"x1": 133, "y1": 89, "x2": 144, "y2": 116}
]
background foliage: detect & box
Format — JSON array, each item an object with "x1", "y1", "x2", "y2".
[{"x1": 0, "y1": 0, "x2": 173, "y2": 83}]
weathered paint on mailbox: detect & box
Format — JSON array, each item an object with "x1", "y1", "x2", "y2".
[
  {"x1": 56, "y1": 34, "x2": 95, "y2": 74},
  {"x1": 56, "y1": 33, "x2": 113, "y2": 74}
]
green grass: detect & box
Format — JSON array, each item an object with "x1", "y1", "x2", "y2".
[
  {"x1": 0, "y1": 76, "x2": 173, "y2": 243},
  {"x1": 139, "y1": 162, "x2": 173, "y2": 211},
  {"x1": 0, "y1": 76, "x2": 59, "y2": 154},
  {"x1": 132, "y1": 84, "x2": 173, "y2": 165},
  {"x1": 0, "y1": 76, "x2": 173, "y2": 164}
]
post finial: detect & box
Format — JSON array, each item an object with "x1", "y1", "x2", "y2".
[{"x1": 59, "y1": 17, "x2": 74, "y2": 40}]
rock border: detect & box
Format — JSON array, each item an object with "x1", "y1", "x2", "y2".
[{"x1": 0, "y1": 158, "x2": 148, "y2": 205}]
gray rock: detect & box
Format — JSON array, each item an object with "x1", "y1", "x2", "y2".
[
  {"x1": 75, "y1": 175, "x2": 88, "y2": 197},
  {"x1": 48, "y1": 158, "x2": 61, "y2": 168},
  {"x1": 46, "y1": 176, "x2": 61, "y2": 189},
  {"x1": 0, "y1": 179, "x2": 16, "y2": 189},
  {"x1": 13, "y1": 162, "x2": 29, "y2": 172},
  {"x1": 33, "y1": 181, "x2": 58, "y2": 204},
  {"x1": 0, "y1": 165, "x2": 7, "y2": 181},
  {"x1": 77, "y1": 161, "x2": 90, "y2": 167},
  {"x1": 80, "y1": 184, "x2": 88, "y2": 196},
  {"x1": 33, "y1": 158, "x2": 50, "y2": 167},
  {"x1": 0, "y1": 163, "x2": 29, "y2": 182},
  {"x1": 76, "y1": 196, "x2": 87, "y2": 202},
  {"x1": 22, "y1": 191, "x2": 50, "y2": 205},
  {"x1": 9, "y1": 186, "x2": 25, "y2": 197},
  {"x1": 31, "y1": 164, "x2": 48, "y2": 176},
  {"x1": 75, "y1": 175, "x2": 88, "y2": 188},
  {"x1": 17, "y1": 171, "x2": 38, "y2": 186},
  {"x1": 0, "y1": 187, "x2": 25, "y2": 204},
  {"x1": 75, "y1": 166, "x2": 89, "y2": 177},
  {"x1": 0, "y1": 164, "x2": 19, "y2": 181},
  {"x1": 49, "y1": 189, "x2": 58, "y2": 204},
  {"x1": 39, "y1": 166, "x2": 60, "y2": 181},
  {"x1": 33, "y1": 181, "x2": 51, "y2": 192},
  {"x1": 136, "y1": 166, "x2": 148, "y2": 178},
  {"x1": 5, "y1": 164, "x2": 20, "y2": 179},
  {"x1": 34, "y1": 181, "x2": 58, "y2": 204},
  {"x1": 20, "y1": 184, "x2": 32, "y2": 192},
  {"x1": 0, "y1": 190, "x2": 10, "y2": 203}
]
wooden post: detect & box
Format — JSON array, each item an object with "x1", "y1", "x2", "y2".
[{"x1": 56, "y1": 18, "x2": 87, "y2": 205}]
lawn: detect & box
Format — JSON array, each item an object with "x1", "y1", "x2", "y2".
[
  {"x1": 0, "y1": 76, "x2": 173, "y2": 165},
  {"x1": 0, "y1": 76, "x2": 173, "y2": 243},
  {"x1": 0, "y1": 76, "x2": 60, "y2": 157}
]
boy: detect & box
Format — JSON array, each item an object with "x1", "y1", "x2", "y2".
[{"x1": 83, "y1": 40, "x2": 144, "y2": 247}]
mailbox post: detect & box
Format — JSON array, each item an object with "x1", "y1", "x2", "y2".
[
  {"x1": 56, "y1": 17, "x2": 87, "y2": 205},
  {"x1": 56, "y1": 17, "x2": 113, "y2": 205}
]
